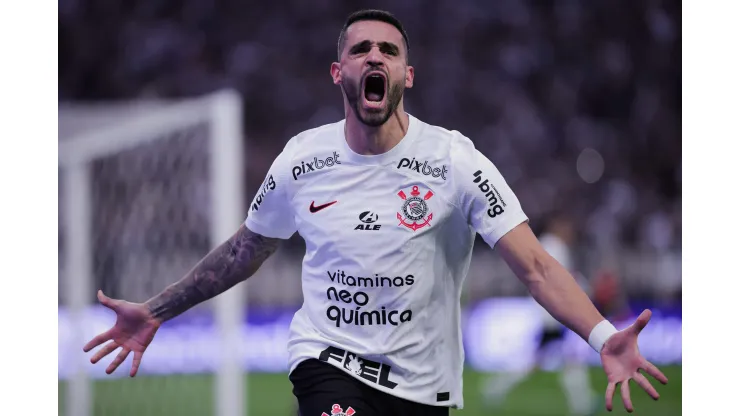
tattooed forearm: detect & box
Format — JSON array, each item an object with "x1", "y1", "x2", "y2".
[{"x1": 146, "y1": 225, "x2": 280, "y2": 322}]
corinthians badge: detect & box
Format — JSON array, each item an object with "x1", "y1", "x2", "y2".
[
  {"x1": 322, "y1": 404, "x2": 356, "y2": 416},
  {"x1": 397, "y1": 185, "x2": 434, "y2": 231}
]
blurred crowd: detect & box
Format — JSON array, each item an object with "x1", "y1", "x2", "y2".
[{"x1": 59, "y1": 0, "x2": 681, "y2": 299}]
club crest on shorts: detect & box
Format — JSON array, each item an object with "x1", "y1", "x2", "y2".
[
  {"x1": 397, "y1": 185, "x2": 434, "y2": 231},
  {"x1": 321, "y1": 403, "x2": 356, "y2": 416}
]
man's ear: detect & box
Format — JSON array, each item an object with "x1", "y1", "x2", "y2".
[
  {"x1": 405, "y1": 65, "x2": 414, "y2": 88},
  {"x1": 331, "y1": 62, "x2": 342, "y2": 85}
]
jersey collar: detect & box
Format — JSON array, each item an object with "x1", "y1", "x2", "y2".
[{"x1": 338, "y1": 113, "x2": 421, "y2": 166}]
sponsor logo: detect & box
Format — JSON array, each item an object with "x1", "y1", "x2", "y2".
[
  {"x1": 292, "y1": 151, "x2": 341, "y2": 180},
  {"x1": 354, "y1": 211, "x2": 381, "y2": 231},
  {"x1": 251, "y1": 174, "x2": 276, "y2": 212},
  {"x1": 473, "y1": 170, "x2": 506, "y2": 218},
  {"x1": 323, "y1": 270, "x2": 415, "y2": 329},
  {"x1": 319, "y1": 346, "x2": 398, "y2": 389},
  {"x1": 325, "y1": 287, "x2": 413, "y2": 327},
  {"x1": 327, "y1": 270, "x2": 415, "y2": 288},
  {"x1": 321, "y1": 403, "x2": 356, "y2": 416},
  {"x1": 309, "y1": 200, "x2": 337, "y2": 213},
  {"x1": 396, "y1": 185, "x2": 434, "y2": 231},
  {"x1": 397, "y1": 157, "x2": 448, "y2": 180}
]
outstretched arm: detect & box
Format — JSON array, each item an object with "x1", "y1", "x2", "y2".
[
  {"x1": 496, "y1": 222, "x2": 667, "y2": 412},
  {"x1": 146, "y1": 224, "x2": 281, "y2": 322},
  {"x1": 85, "y1": 141, "x2": 294, "y2": 377},
  {"x1": 449, "y1": 133, "x2": 666, "y2": 411},
  {"x1": 495, "y1": 222, "x2": 604, "y2": 341},
  {"x1": 83, "y1": 224, "x2": 281, "y2": 376}
]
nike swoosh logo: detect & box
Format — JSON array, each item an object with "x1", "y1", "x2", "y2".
[{"x1": 309, "y1": 200, "x2": 337, "y2": 213}]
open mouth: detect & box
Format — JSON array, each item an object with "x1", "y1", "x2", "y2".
[{"x1": 363, "y1": 73, "x2": 386, "y2": 103}]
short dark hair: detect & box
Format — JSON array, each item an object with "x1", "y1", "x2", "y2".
[{"x1": 337, "y1": 9, "x2": 410, "y2": 62}]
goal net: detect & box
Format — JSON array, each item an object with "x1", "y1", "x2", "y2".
[{"x1": 58, "y1": 90, "x2": 246, "y2": 416}]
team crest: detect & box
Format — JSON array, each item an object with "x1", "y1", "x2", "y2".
[
  {"x1": 397, "y1": 185, "x2": 434, "y2": 231},
  {"x1": 322, "y1": 403, "x2": 356, "y2": 416}
]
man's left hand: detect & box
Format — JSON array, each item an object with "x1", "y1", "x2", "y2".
[{"x1": 600, "y1": 309, "x2": 669, "y2": 412}]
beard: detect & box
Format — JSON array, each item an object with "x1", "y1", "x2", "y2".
[{"x1": 342, "y1": 74, "x2": 404, "y2": 127}]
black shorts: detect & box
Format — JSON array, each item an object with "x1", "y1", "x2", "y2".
[
  {"x1": 289, "y1": 359, "x2": 449, "y2": 416},
  {"x1": 538, "y1": 327, "x2": 566, "y2": 349}
]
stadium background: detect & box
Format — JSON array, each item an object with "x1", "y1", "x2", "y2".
[{"x1": 58, "y1": 0, "x2": 681, "y2": 415}]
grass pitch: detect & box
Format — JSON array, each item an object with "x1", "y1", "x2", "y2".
[{"x1": 59, "y1": 366, "x2": 681, "y2": 415}]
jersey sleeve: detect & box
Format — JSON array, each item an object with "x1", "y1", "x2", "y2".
[
  {"x1": 451, "y1": 133, "x2": 528, "y2": 248},
  {"x1": 244, "y1": 141, "x2": 297, "y2": 239}
]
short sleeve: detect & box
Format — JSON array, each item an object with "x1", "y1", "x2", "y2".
[
  {"x1": 452, "y1": 133, "x2": 528, "y2": 248},
  {"x1": 244, "y1": 141, "x2": 297, "y2": 239}
]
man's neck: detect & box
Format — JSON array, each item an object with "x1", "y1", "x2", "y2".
[{"x1": 344, "y1": 108, "x2": 409, "y2": 156}]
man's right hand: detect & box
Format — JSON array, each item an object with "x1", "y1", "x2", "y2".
[{"x1": 82, "y1": 290, "x2": 161, "y2": 377}]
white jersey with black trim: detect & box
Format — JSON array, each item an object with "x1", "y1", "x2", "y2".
[{"x1": 245, "y1": 114, "x2": 528, "y2": 409}]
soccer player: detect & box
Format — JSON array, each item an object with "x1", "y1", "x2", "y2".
[
  {"x1": 481, "y1": 213, "x2": 600, "y2": 415},
  {"x1": 83, "y1": 9, "x2": 668, "y2": 415}
]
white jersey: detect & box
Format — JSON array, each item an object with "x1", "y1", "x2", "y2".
[{"x1": 245, "y1": 114, "x2": 528, "y2": 409}]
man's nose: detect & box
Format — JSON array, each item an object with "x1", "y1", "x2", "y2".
[{"x1": 365, "y1": 47, "x2": 384, "y2": 68}]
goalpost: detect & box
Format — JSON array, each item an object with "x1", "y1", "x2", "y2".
[{"x1": 59, "y1": 90, "x2": 247, "y2": 416}]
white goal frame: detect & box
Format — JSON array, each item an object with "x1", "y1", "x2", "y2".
[{"x1": 59, "y1": 89, "x2": 247, "y2": 416}]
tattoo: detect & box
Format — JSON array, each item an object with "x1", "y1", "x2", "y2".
[{"x1": 146, "y1": 225, "x2": 280, "y2": 322}]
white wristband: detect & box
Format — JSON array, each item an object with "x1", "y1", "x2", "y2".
[{"x1": 588, "y1": 320, "x2": 618, "y2": 352}]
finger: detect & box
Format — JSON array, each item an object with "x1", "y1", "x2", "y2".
[
  {"x1": 83, "y1": 329, "x2": 113, "y2": 352},
  {"x1": 130, "y1": 351, "x2": 144, "y2": 377},
  {"x1": 634, "y1": 371, "x2": 659, "y2": 400},
  {"x1": 621, "y1": 380, "x2": 634, "y2": 413},
  {"x1": 605, "y1": 382, "x2": 616, "y2": 411},
  {"x1": 642, "y1": 360, "x2": 669, "y2": 384},
  {"x1": 631, "y1": 309, "x2": 652, "y2": 335},
  {"x1": 106, "y1": 348, "x2": 131, "y2": 374},
  {"x1": 97, "y1": 290, "x2": 121, "y2": 310},
  {"x1": 91, "y1": 341, "x2": 119, "y2": 364}
]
